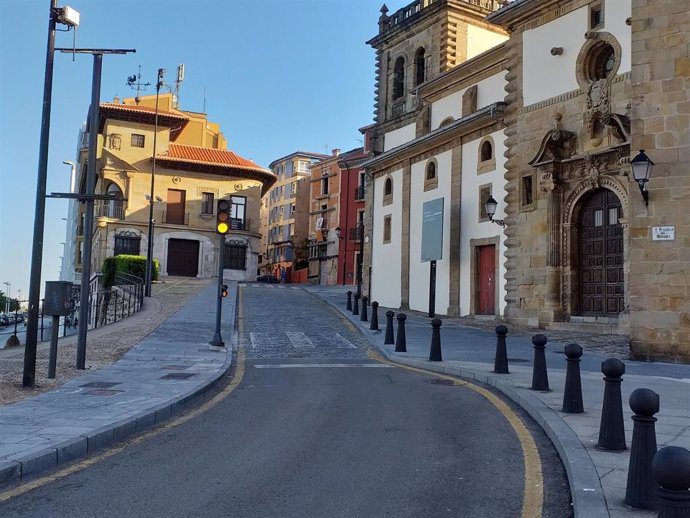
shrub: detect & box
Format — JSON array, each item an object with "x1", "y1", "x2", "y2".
[{"x1": 101, "y1": 255, "x2": 159, "y2": 288}]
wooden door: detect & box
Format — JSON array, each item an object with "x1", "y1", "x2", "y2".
[
  {"x1": 477, "y1": 245, "x2": 496, "y2": 315},
  {"x1": 579, "y1": 189, "x2": 624, "y2": 315},
  {"x1": 167, "y1": 239, "x2": 199, "y2": 277},
  {"x1": 166, "y1": 189, "x2": 186, "y2": 225}
]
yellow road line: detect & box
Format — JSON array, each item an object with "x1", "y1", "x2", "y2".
[
  {"x1": 368, "y1": 351, "x2": 544, "y2": 518},
  {"x1": 0, "y1": 289, "x2": 247, "y2": 503}
]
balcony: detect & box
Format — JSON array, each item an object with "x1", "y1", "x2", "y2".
[
  {"x1": 354, "y1": 185, "x2": 365, "y2": 201},
  {"x1": 95, "y1": 199, "x2": 125, "y2": 220},
  {"x1": 308, "y1": 242, "x2": 329, "y2": 260}
]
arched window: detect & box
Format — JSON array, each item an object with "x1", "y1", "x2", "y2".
[
  {"x1": 426, "y1": 162, "x2": 436, "y2": 180},
  {"x1": 480, "y1": 140, "x2": 493, "y2": 162},
  {"x1": 424, "y1": 160, "x2": 438, "y2": 191},
  {"x1": 383, "y1": 176, "x2": 393, "y2": 206},
  {"x1": 415, "y1": 48, "x2": 425, "y2": 86},
  {"x1": 439, "y1": 117, "x2": 455, "y2": 129},
  {"x1": 105, "y1": 182, "x2": 124, "y2": 219},
  {"x1": 384, "y1": 177, "x2": 393, "y2": 196},
  {"x1": 393, "y1": 57, "x2": 405, "y2": 100}
]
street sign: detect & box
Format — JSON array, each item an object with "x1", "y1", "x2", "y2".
[{"x1": 421, "y1": 198, "x2": 444, "y2": 262}]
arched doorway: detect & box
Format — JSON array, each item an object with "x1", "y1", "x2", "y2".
[{"x1": 578, "y1": 188, "x2": 624, "y2": 316}]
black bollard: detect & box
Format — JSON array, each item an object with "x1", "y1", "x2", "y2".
[
  {"x1": 530, "y1": 334, "x2": 549, "y2": 391},
  {"x1": 370, "y1": 301, "x2": 379, "y2": 331},
  {"x1": 624, "y1": 388, "x2": 659, "y2": 509},
  {"x1": 428, "y1": 318, "x2": 442, "y2": 361},
  {"x1": 346, "y1": 291, "x2": 352, "y2": 311},
  {"x1": 395, "y1": 313, "x2": 407, "y2": 353},
  {"x1": 652, "y1": 446, "x2": 690, "y2": 518},
  {"x1": 562, "y1": 343, "x2": 584, "y2": 413},
  {"x1": 493, "y1": 325, "x2": 509, "y2": 374},
  {"x1": 596, "y1": 358, "x2": 627, "y2": 451},
  {"x1": 353, "y1": 294, "x2": 360, "y2": 315},
  {"x1": 384, "y1": 311, "x2": 395, "y2": 344},
  {"x1": 360, "y1": 296, "x2": 368, "y2": 322}
]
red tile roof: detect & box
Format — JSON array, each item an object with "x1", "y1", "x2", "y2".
[
  {"x1": 100, "y1": 103, "x2": 189, "y2": 121},
  {"x1": 157, "y1": 144, "x2": 277, "y2": 194},
  {"x1": 161, "y1": 144, "x2": 264, "y2": 171}
]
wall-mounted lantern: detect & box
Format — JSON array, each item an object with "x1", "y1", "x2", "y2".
[
  {"x1": 484, "y1": 195, "x2": 505, "y2": 227},
  {"x1": 631, "y1": 150, "x2": 654, "y2": 207}
]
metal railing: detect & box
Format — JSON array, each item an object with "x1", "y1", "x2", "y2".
[
  {"x1": 94, "y1": 199, "x2": 125, "y2": 219},
  {"x1": 0, "y1": 274, "x2": 144, "y2": 349}
]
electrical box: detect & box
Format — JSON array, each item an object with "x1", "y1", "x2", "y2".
[{"x1": 44, "y1": 281, "x2": 74, "y2": 316}]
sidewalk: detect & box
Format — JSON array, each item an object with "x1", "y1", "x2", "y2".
[
  {"x1": 0, "y1": 281, "x2": 236, "y2": 488},
  {"x1": 304, "y1": 285, "x2": 690, "y2": 518}
]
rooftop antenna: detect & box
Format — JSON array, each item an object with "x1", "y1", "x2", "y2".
[
  {"x1": 126, "y1": 65, "x2": 151, "y2": 104},
  {"x1": 203, "y1": 86, "x2": 207, "y2": 113},
  {"x1": 173, "y1": 64, "x2": 184, "y2": 108}
]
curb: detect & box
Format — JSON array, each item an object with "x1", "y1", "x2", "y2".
[
  {"x1": 0, "y1": 286, "x2": 237, "y2": 489},
  {"x1": 306, "y1": 287, "x2": 609, "y2": 518}
]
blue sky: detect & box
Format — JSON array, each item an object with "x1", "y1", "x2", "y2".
[{"x1": 0, "y1": 0, "x2": 399, "y2": 300}]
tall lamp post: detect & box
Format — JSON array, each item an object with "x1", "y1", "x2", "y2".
[
  {"x1": 23, "y1": 1, "x2": 80, "y2": 388},
  {"x1": 356, "y1": 220, "x2": 364, "y2": 299},
  {"x1": 3, "y1": 282, "x2": 10, "y2": 314},
  {"x1": 145, "y1": 68, "x2": 166, "y2": 298}
]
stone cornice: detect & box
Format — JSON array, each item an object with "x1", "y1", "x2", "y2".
[
  {"x1": 488, "y1": 0, "x2": 590, "y2": 33},
  {"x1": 418, "y1": 43, "x2": 507, "y2": 102},
  {"x1": 364, "y1": 102, "x2": 506, "y2": 172}
]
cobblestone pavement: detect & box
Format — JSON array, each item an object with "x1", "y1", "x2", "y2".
[
  {"x1": 240, "y1": 284, "x2": 371, "y2": 361},
  {"x1": 0, "y1": 278, "x2": 211, "y2": 406}
]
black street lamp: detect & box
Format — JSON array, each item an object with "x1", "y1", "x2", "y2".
[
  {"x1": 631, "y1": 150, "x2": 654, "y2": 207},
  {"x1": 484, "y1": 195, "x2": 506, "y2": 227},
  {"x1": 356, "y1": 220, "x2": 364, "y2": 298},
  {"x1": 145, "y1": 68, "x2": 166, "y2": 297},
  {"x1": 23, "y1": 1, "x2": 80, "y2": 387}
]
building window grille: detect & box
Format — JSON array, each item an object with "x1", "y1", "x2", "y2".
[
  {"x1": 114, "y1": 231, "x2": 141, "y2": 256},
  {"x1": 224, "y1": 240, "x2": 247, "y2": 270},
  {"x1": 201, "y1": 192, "x2": 214, "y2": 215},
  {"x1": 131, "y1": 134, "x2": 145, "y2": 148}
]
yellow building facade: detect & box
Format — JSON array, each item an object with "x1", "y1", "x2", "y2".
[{"x1": 73, "y1": 93, "x2": 276, "y2": 282}]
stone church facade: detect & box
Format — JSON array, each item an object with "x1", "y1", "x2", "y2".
[{"x1": 364, "y1": 0, "x2": 690, "y2": 361}]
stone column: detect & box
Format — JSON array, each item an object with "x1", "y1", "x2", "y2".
[
  {"x1": 447, "y1": 146, "x2": 462, "y2": 316},
  {"x1": 400, "y1": 160, "x2": 411, "y2": 310},
  {"x1": 543, "y1": 171, "x2": 563, "y2": 321}
]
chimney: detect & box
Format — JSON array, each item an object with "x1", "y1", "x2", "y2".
[
  {"x1": 332, "y1": 148, "x2": 341, "y2": 157},
  {"x1": 113, "y1": 95, "x2": 120, "y2": 104}
]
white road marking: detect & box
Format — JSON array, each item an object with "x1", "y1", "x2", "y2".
[
  {"x1": 249, "y1": 332, "x2": 272, "y2": 349},
  {"x1": 253, "y1": 364, "x2": 392, "y2": 368},
  {"x1": 334, "y1": 333, "x2": 357, "y2": 349},
  {"x1": 286, "y1": 331, "x2": 315, "y2": 349}
]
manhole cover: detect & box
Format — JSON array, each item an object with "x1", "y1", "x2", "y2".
[
  {"x1": 161, "y1": 365, "x2": 189, "y2": 370},
  {"x1": 426, "y1": 378, "x2": 454, "y2": 385},
  {"x1": 80, "y1": 381, "x2": 121, "y2": 389},
  {"x1": 507, "y1": 358, "x2": 530, "y2": 363},
  {"x1": 160, "y1": 373, "x2": 196, "y2": 380}
]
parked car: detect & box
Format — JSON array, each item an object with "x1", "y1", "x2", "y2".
[{"x1": 256, "y1": 274, "x2": 279, "y2": 284}]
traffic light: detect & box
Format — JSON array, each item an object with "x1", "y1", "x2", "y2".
[
  {"x1": 221, "y1": 284, "x2": 228, "y2": 298},
  {"x1": 216, "y1": 199, "x2": 230, "y2": 234}
]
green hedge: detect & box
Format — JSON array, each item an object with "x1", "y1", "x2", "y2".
[{"x1": 101, "y1": 255, "x2": 159, "y2": 288}]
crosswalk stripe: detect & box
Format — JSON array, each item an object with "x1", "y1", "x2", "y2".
[
  {"x1": 253, "y1": 364, "x2": 391, "y2": 369},
  {"x1": 286, "y1": 331, "x2": 315, "y2": 348},
  {"x1": 334, "y1": 333, "x2": 357, "y2": 349},
  {"x1": 249, "y1": 332, "x2": 271, "y2": 349}
]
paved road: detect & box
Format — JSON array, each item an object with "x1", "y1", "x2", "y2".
[{"x1": 0, "y1": 285, "x2": 572, "y2": 517}]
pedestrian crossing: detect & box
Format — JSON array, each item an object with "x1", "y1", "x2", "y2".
[
  {"x1": 248, "y1": 331, "x2": 357, "y2": 350},
  {"x1": 238, "y1": 283, "x2": 301, "y2": 289}
]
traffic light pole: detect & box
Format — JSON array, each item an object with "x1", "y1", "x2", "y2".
[{"x1": 210, "y1": 233, "x2": 225, "y2": 347}]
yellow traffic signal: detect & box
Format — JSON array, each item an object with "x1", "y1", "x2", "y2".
[
  {"x1": 221, "y1": 284, "x2": 228, "y2": 298},
  {"x1": 217, "y1": 199, "x2": 230, "y2": 234}
]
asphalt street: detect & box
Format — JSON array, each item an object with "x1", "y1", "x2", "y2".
[{"x1": 0, "y1": 285, "x2": 572, "y2": 517}]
